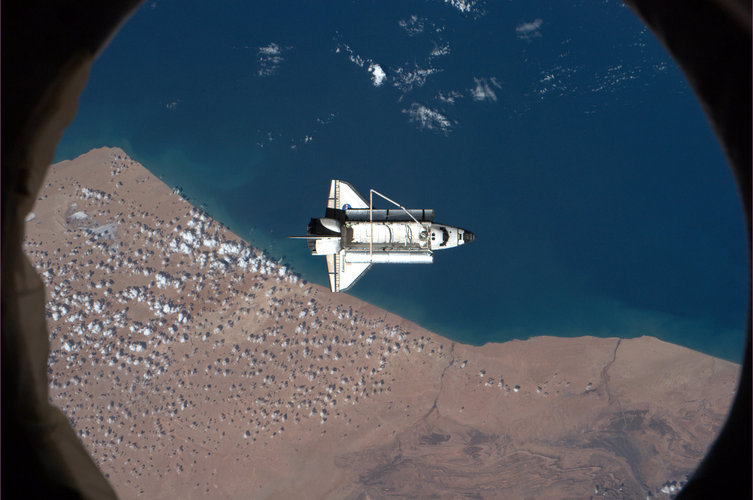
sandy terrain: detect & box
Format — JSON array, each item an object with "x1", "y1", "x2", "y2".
[{"x1": 23, "y1": 147, "x2": 739, "y2": 499}]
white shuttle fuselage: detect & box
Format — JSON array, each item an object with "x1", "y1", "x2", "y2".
[{"x1": 297, "y1": 180, "x2": 474, "y2": 292}]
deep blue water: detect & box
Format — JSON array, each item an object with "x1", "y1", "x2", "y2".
[{"x1": 57, "y1": 0, "x2": 748, "y2": 362}]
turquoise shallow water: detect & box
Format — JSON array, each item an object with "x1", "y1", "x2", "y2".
[{"x1": 57, "y1": 0, "x2": 748, "y2": 362}]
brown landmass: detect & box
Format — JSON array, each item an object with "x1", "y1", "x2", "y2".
[{"x1": 23, "y1": 147, "x2": 739, "y2": 499}]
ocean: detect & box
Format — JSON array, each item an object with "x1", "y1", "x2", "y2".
[{"x1": 56, "y1": 0, "x2": 748, "y2": 362}]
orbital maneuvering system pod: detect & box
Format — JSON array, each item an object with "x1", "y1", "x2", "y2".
[{"x1": 291, "y1": 179, "x2": 474, "y2": 292}]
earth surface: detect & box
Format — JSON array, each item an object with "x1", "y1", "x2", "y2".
[{"x1": 24, "y1": 147, "x2": 739, "y2": 498}]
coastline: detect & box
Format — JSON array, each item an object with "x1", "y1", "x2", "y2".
[
  {"x1": 55, "y1": 137, "x2": 747, "y2": 362},
  {"x1": 24, "y1": 146, "x2": 740, "y2": 498}
]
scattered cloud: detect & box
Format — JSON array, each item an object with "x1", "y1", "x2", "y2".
[
  {"x1": 336, "y1": 36, "x2": 446, "y2": 93},
  {"x1": 429, "y1": 41, "x2": 451, "y2": 59},
  {"x1": 258, "y1": 42, "x2": 286, "y2": 77},
  {"x1": 336, "y1": 43, "x2": 366, "y2": 67},
  {"x1": 516, "y1": 18, "x2": 543, "y2": 40},
  {"x1": 315, "y1": 112, "x2": 337, "y2": 125},
  {"x1": 255, "y1": 130, "x2": 283, "y2": 149},
  {"x1": 392, "y1": 63, "x2": 441, "y2": 93},
  {"x1": 399, "y1": 14, "x2": 448, "y2": 40},
  {"x1": 535, "y1": 65, "x2": 579, "y2": 98},
  {"x1": 336, "y1": 43, "x2": 388, "y2": 87},
  {"x1": 402, "y1": 103, "x2": 454, "y2": 135},
  {"x1": 437, "y1": 90, "x2": 463, "y2": 104},
  {"x1": 590, "y1": 64, "x2": 640, "y2": 94},
  {"x1": 469, "y1": 77, "x2": 501, "y2": 102},
  {"x1": 442, "y1": 0, "x2": 482, "y2": 16},
  {"x1": 398, "y1": 15, "x2": 426, "y2": 36},
  {"x1": 289, "y1": 135, "x2": 314, "y2": 151},
  {"x1": 534, "y1": 61, "x2": 644, "y2": 101}
]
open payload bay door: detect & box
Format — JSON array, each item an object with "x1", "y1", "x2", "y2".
[
  {"x1": 328, "y1": 179, "x2": 369, "y2": 211},
  {"x1": 325, "y1": 251, "x2": 372, "y2": 292}
]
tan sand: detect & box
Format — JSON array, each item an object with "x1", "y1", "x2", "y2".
[{"x1": 23, "y1": 147, "x2": 739, "y2": 498}]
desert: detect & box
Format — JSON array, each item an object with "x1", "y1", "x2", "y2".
[{"x1": 23, "y1": 147, "x2": 740, "y2": 499}]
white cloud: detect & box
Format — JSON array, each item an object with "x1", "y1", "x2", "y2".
[
  {"x1": 258, "y1": 42, "x2": 286, "y2": 77},
  {"x1": 336, "y1": 43, "x2": 365, "y2": 67},
  {"x1": 430, "y1": 42, "x2": 451, "y2": 59},
  {"x1": 392, "y1": 63, "x2": 441, "y2": 93},
  {"x1": 337, "y1": 37, "x2": 446, "y2": 94},
  {"x1": 402, "y1": 103, "x2": 454, "y2": 135},
  {"x1": 398, "y1": 15, "x2": 425, "y2": 36},
  {"x1": 535, "y1": 65, "x2": 578, "y2": 98},
  {"x1": 516, "y1": 18, "x2": 543, "y2": 39},
  {"x1": 336, "y1": 42, "x2": 388, "y2": 88},
  {"x1": 437, "y1": 90, "x2": 463, "y2": 104},
  {"x1": 469, "y1": 77, "x2": 501, "y2": 102},
  {"x1": 258, "y1": 43, "x2": 281, "y2": 56},
  {"x1": 443, "y1": 0, "x2": 479, "y2": 14},
  {"x1": 590, "y1": 64, "x2": 640, "y2": 94},
  {"x1": 368, "y1": 64, "x2": 386, "y2": 86}
]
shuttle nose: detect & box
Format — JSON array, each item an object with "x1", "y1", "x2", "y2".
[{"x1": 462, "y1": 231, "x2": 475, "y2": 243}]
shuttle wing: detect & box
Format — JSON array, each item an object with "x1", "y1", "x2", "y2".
[
  {"x1": 327, "y1": 179, "x2": 369, "y2": 211},
  {"x1": 337, "y1": 259, "x2": 372, "y2": 292},
  {"x1": 325, "y1": 254, "x2": 337, "y2": 292},
  {"x1": 325, "y1": 251, "x2": 372, "y2": 292}
]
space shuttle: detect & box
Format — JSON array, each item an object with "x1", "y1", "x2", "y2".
[{"x1": 293, "y1": 179, "x2": 474, "y2": 292}]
